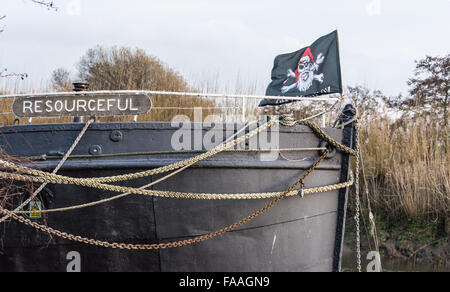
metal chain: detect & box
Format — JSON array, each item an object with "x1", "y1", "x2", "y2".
[
  {"x1": 0, "y1": 151, "x2": 329, "y2": 250},
  {"x1": 354, "y1": 122, "x2": 362, "y2": 272}
]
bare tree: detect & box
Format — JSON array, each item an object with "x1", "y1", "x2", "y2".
[
  {"x1": 51, "y1": 67, "x2": 72, "y2": 91},
  {"x1": 406, "y1": 54, "x2": 449, "y2": 153},
  {"x1": 77, "y1": 46, "x2": 189, "y2": 91},
  {"x1": 74, "y1": 46, "x2": 219, "y2": 121},
  {"x1": 345, "y1": 86, "x2": 386, "y2": 115},
  {"x1": 407, "y1": 55, "x2": 449, "y2": 111}
]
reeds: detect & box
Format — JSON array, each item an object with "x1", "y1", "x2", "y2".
[{"x1": 358, "y1": 115, "x2": 449, "y2": 221}]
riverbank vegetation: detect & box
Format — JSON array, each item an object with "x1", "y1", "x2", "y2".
[
  {"x1": 352, "y1": 54, "x2": 448, "y2": 239},
  {"x1": 343, "y1": 54, "x2": 449, "y2": 266}
]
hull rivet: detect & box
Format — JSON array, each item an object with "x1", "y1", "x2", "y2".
[
  {"x1": 89, "y1": 145, "x2": 103, "y2": 155},
  {"x1": 110, "y1": 131, "x2": 123, "y2": 142}
]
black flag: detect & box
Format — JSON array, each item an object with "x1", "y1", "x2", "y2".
[{"x1": 260, "y1": 30, "x2": 342, "y2": 106}]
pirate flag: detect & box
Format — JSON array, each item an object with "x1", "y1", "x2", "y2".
[{"x1": 259, "y1": 30, "x2": 342, "y2": 106}]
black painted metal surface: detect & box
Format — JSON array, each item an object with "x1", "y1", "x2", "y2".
[{"x1": 0, "y1": 115, "x2": 354, "y2": 272}]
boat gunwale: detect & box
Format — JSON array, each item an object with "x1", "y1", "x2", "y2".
[{"x1": 0, "y1": 121, "x2": 343, "y2": 135}]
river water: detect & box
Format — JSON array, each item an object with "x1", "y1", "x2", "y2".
[{"x1": 341, "y1": 247, "x2": 449, "y2": 272}]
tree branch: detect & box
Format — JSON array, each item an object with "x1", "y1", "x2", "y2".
[
  {"x1": 30, "y1": 0, "x2": 58, "y2": 11},
  {"x1": 0, "y1": 15, "x2": 5, "y2": 33},
  {"x1": 0, "y1": 69, "x2": 29, "y2": 80},
  {"x1": 0, "y1": 1, "x2": 57, "y2": 78}
]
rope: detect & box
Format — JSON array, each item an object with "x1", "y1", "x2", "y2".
[
  {"x1": 0, "y1": 119, "x2": 272, "y2": 184},
  {"x1": 0, "y1": 118, "x2": 354, "y2": 191},
  {"x1": 26, "y1": 148, "x2": 327, "y2": 161},
  {"x1": 0, "y1": 118, "x2": 357, "y2": 202},
  {"x1": 0, "y1": 118, "x2": 94, "y2": 223},
  {"x1": 11, "y1": 172, "x2": 354, "y2": 214},
  {"x1": 0, "y1": 170, "x2": 354, "y2": 200},
  {"x1": 279, "y1": 153, "x2": 309, "y2": 162},
  {"x1": 0, "y1": 116, "x2": 353, "y2": 213},
  {"x1": 0, "y1": 120, "x2": 276, "y2": 203},
  {"x1": 0, "y1": 151, "x2": 329, "y2": 250},
  {"x1": 279, "y1": 116, "x2": 357, "y2": 156}
]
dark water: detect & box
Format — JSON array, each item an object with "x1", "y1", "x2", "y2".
[{"x1": 341, "y1": 247, "x2": 449, "y2": 272}]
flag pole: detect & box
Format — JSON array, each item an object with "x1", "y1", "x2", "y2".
[{"x1": 336, "y1": 29, "x2": 344, "y2": 107}]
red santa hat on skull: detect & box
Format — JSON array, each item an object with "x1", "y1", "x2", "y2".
[
  {"x1": 299, "y1": 47, "x2": 314, "y2": 64},
  {"x1": 293, "y1": 47, "x2": 314, "y2": 82},
  {"x1": 283, "y1": 47, "x2": 316, "y2": 84}
]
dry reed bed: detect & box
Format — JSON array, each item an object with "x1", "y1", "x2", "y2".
[{"x1": 359, "y1": 116, "x2": 449, "y2": 220}]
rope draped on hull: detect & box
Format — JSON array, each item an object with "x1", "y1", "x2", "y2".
[{"x1": 0, "y1": 116, "x2": 357, "y2": 250}]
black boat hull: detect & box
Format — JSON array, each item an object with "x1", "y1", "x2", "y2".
[{"x1": 0, "y1": 119, "x2": 354, "y2": 272}]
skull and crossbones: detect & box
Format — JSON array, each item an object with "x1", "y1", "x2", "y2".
[{"x1": 281, "y1": 50, "x2": 325, "y2": 94}]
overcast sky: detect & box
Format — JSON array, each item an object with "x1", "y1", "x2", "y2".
[{"x1": 0, "y1": 0, "x2": 449, "y2": 96}]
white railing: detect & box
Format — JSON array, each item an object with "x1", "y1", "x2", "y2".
[
  {"x1": 0, "y1": 90, "x2": 340, "y2": 102},
  {"x1": 0, "y1": 90, "x2": 340, "y2": 124}
]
